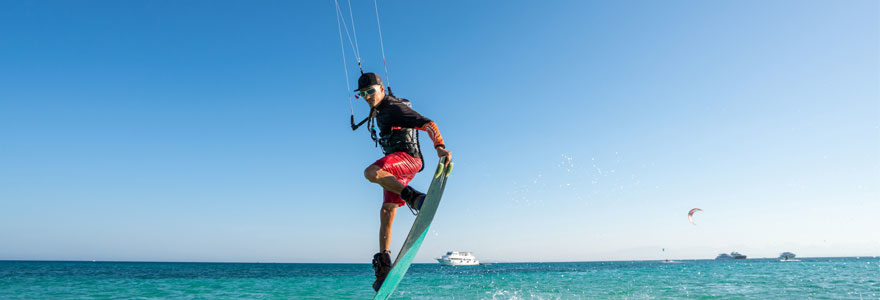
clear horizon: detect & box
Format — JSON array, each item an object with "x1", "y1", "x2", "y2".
[
  {"x1": 3, "y1": 254, "x2": 879, "y2": 265},
  {"x1": 1, "y1": 0, "x2": 878, "y2": 264}
]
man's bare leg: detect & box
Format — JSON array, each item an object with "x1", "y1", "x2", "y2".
[
  {"x1": 365, "y1": 165, "x2": 405, "y2": 194},
  {"x1": 379, "y1": 202, "x2": 398, "y2": 252}
]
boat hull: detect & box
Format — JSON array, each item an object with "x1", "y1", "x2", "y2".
[{"x1": 437, "y1": 259, "x2": 479, "y2": 266}]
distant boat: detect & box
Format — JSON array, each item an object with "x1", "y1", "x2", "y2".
[
  {"x1": 779, "y1": 252, "x2": 799, "y2": 262},
  {"x1": 436, "y1": 251, "x2": 479, "y2": 266},
  {"x1": 715, "y1": 252, "x2": 747, "y2": 260}
]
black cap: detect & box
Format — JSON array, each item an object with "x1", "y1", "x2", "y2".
[{"x1": 355, "y1": 72, "x2": 383, "y2": 91}]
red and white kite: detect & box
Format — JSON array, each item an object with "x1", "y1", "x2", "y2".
[{"x1": 688, "y1": 208, "x2": 702, "y2": 225}]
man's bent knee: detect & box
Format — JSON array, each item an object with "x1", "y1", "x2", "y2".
[{"x1": 364, "y1": 164, "x2": 381, "y2": 182}]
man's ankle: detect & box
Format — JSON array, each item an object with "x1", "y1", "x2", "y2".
[
  {"x1": 400, "y1": 186, "x2": 413, "y2": 201},
  {"x1": 401, "y1": 186, "x2": 422, "y2": 201}
]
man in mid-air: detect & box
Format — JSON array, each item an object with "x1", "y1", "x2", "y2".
[{"x1": 354, "y1": 73, "x2": 451, "y2": 291}]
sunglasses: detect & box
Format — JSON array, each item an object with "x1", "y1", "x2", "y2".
[{"x1": 356, "y1": 87, "x2": 379, "y2": 98}]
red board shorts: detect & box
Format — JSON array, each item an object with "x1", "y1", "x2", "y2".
[{"x1": 372, "y1": 152, "x2": 422, "y2": 207}]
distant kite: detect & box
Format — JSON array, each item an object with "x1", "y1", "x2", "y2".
[{"x1": 688, "y1": 208, "x2": 702, "y2": 225}]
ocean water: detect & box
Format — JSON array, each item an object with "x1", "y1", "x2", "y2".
[{"x1": 1, "y1": 257, "x2": 878, "y2": 299}]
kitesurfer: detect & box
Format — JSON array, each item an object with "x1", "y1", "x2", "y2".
[{"x1": 356, "y1": 73, "x2": 451, "y2": 291}]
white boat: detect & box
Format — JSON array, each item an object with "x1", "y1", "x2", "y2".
[{"x1": 436, "y1": 251, "x2": 479, "y2": 266}]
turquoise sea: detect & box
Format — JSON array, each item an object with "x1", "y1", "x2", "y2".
[{"x1": 1, "y1": 257, "x2": 878, "y2": 299}]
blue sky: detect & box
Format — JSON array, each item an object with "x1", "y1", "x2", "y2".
[{"x1": 1, "y1": 0, "x2": 877, "y2": 263}]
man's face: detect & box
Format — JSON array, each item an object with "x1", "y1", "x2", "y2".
[{"x1": 358, "y1": 84, "x2": 385, "y2": 108}]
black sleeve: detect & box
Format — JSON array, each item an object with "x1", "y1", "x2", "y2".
[{"x1": 389, "y1": 102, "x2": 432, "y2": 128}]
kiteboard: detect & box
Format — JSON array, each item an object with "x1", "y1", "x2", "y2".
[{"x1": 373, "y1": 157, "x2": 452, "y2": 300}]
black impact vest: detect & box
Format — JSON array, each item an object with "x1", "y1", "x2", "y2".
[{"x1": 374, "y1": 95, "x2": 431, "y2": 159}]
